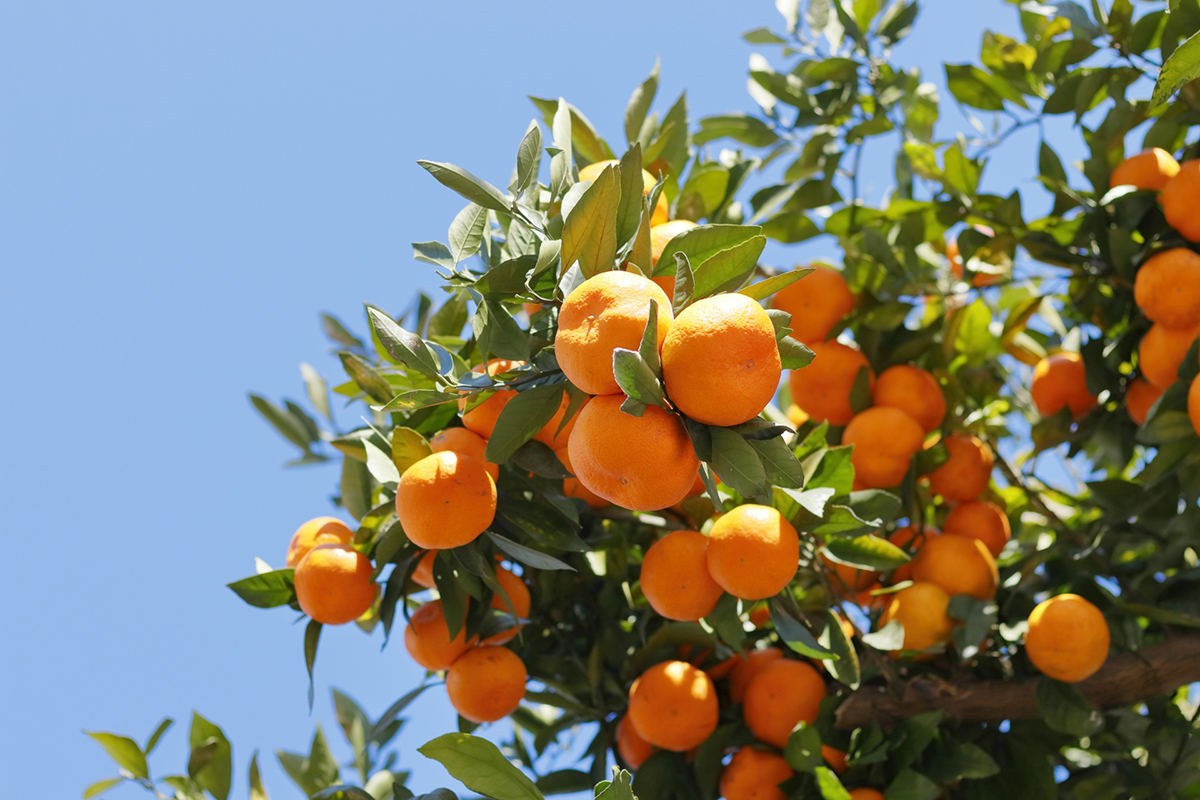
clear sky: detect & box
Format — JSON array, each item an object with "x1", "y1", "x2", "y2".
[{"x1": 0, "y1": 1, "x2": 1067, "y2": 798}]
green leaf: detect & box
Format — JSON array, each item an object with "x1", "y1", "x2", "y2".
[
  {"x1": 418, "y1": 734, "x2": 545, "y2": 800},
  {"x1": 145, "y1": 718, "x2": 174, "y2": 755},
  {"x1": 672, "y1": 253, "x2": 695, "y2": 316},
  {"x1": 277, "y1": 727, "x2": 341, "y2": 798},
  {"x1": 749, "y1": 436, "x2": 805, "y2": 489},
  {"x1": 227, "y1": 569, "x2": 296, "y2": 609},
  {"x1": 625, "y1": 60, "x2": 660, "y2": 147},
  {"x1": 738, "y1": 267, "x2": 814, "y2": 302},
  {"x1": 612, "y1": 349, "x2": 665, "y2": 408},
  {"x1": 321, "y1": 313, "x2": 365, "y2": 349},
  {"x1": 250, "y1": 394, "x2": 313, "y2": 451},
  {"x1": 366, "y1": 306, "x2": 440, "y2": 378},
  {"x1": 784, "y1": 723, "x2": 825, "y2": 772},
  {"x1": 339, "y1": 353, "x2": 394, "y2": 403},
  {"x1": 805, "y1": 445, "x2": 855, "y2": 495},
  {"x1": 779, "y1": 337, "x2": 815, "y2": 370},
  {"x1": 305, "y1": 620, "x2": 323, "y2": 711},
  {"x1": 418, "y1": 160, "x2": 511, "y2": 214},
  {"x1": 188, "y1": 712, "x2": 232, "y2": 800},
  {"x1": 1035, "y1": 678, "x2": 1104, "y2": 737},
  {"x1": 83, "y1": 778, "x2": 125, "y2": 799},
  {"x1": 475, "y1": 300, "x2": 532, "y2": 362},
  {"x1": 820, "y1": 610, "x2": 860, "y2": 689},
  {"x1": 770, "y1": 599, "x2": 835, "y2": 659},
  {"x1": 616, "y1": 144, "x2": 645, "y2": 247},
  {"x1": 300, "y1": 363, "x2": 332, "y2": 422},
  {"x1": 249, "y1": 751, "x2": 268, "y2": 800},
  {"x1": 709, "y1": 427, "x2": 768, "y2": 496},
  {"x1": 413, "y1": 241, "x2": 455, "y2": 270},
  {"x1": 695, "y1": 114, "x2": 779, "y2": 147},
  {"x1": 823, "y1": 536, "x2": 910, "y2": 570},
  {"x1": 813, "y1": 766, "x2": 851, "y2": 800},
  {"x1": 85, "y1": 733, "x2": 148, "y2": 780},
  {"x1": 370, "y1": 684, "x2": 431, "y2": 743},
  {"x1": 692, "y1": 236, "x2": 768, "y2": 298},
  {"x1": 884, "y1": 769, "x2": 939, "y2": 800},
  {"x1": 364, "y1": 439, "x2": 401, "y2": 486},
  {"x1": 530, "y1": 97, "x2": 612, "y2": 166},
  {"x1": 485, "y1": 383, "x2": 566, "y2": 464},
  {"x1": 340, "y1": 455, "x2": 373, "y2": 521},
  {"x1": 812, "y1": 506, "x2": 877, "y2": 537},
  {"x1": 562, "y1": 165, "x2": 620, "y2": 279},
  {"x1": 392, "y1": 427, "x2": 433, "y2": 474},
  {"x1": 653, "y1": 224, "x2": 764, "y2": 278},
  {"x1": 486, "y1": 532, "x2": 575, "y2": 571},
  {"x1": 943, "y1": 64, "x2": 1027, "y2": 110},
  {"x1": 448, "y1": 203, "x2": 489, "y2": 265},
  {"x1": 637, "y1": 298, "x2": 662, "y2": 375},
  {"x1": 888, "y1": 711, "x2": 942, "y2": 772},
  {"x1": 511, "y1": 122, "x2": 542, "y2": 196},
  {"x1": 861, "y1": 619, "x2": 905, "y2": 651}
]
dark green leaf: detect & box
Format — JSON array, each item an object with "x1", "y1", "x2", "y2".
[
  {"x1": 562, "y1": 164, "x2": 620, "y2": 279},
  {"x1": 784, "y1": 723, "x2": 825, "y2": 772},
  {"x1": 365, "y1": 306, "x2": 440, "y2": 377},
  {"x1": 612, "y1": 349, "x2": 665, "y2": 408},
  {"x1": 823, "y1": 536, "x2": 909, "y2": 570},
  {"x1": 188, "y1": 713, "x2": 232, "y2": 800},
  {"x1": 227, "y1": 569, "x2": 296, "y2": 609},
  {"x1": 672, "y1": 253, "x2": 695, "y2": 316},
  {"x1": 692, "y1": 235, "x2": 768, "y2": 298},
  {"x1": 1034, "y1": 678, "x2": 1104, "y2": 737},
  {"x1": 487, "y1": 533, "x2": 575, "y2": 571},
  {"x1": 625, "y1": 60, "x2": 660, "y2": 146},
  {"x1": 449, "y1": 204, "x2": 489, "y2": 265},
  {"x1": 779, "y1": 337, "x2": 815, "y2": 370},
  {"x1": 418, "y1": 733, "x2": 545, "y2": 800},
  {"x1": 884, "y1": 769, "x2": 939, "y2": 800},
  {"x1": 305, "y1": 620, "x2": 322, "y2": 711},
  {"x1": 249, "y1": 394, "x2": 313, "y2": 451},
  {"x1": 418, "y1": 160, "x2": 511, "y2": 214},
  {"x1": 709, "y1": 427, "x2": 768, "y2": 497},
  {"x1": 820, "y1": 610, "x2": 860, "y2": 689},
  {"x1": 485, "y1": 383, "x2": 566, "y2": 464},
  {"x1": 739, "y1": 267, "x2": 814, "y2": 302},
  {"x1": 770, "y1": 599, "x2": 835, "y2": 659}
]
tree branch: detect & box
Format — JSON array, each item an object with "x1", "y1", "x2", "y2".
[{"x1": 834, "y1": 635, "x2": 1200, "y2": 730}]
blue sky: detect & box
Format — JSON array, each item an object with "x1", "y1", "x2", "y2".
[{"x1": 1, "y1": 1, "x2": 1086, "y2": 798}]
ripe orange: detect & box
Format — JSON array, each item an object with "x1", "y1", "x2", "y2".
[
  {"x1": 1190, "y1": 374, "x2": 1200, "y2": 436},
  {"x1": 396, "y1": 451, "x2": 497, "y2": 550},
  {"x1": 1139, "y1": 322, "x2": 1200, "y2": 389},
  {"x1": 1025, "y1": 594, "x2": 1110, "y2": 682},
  {"x1": 912, "y1": 534, "x2": 999, "y2": 600},
  {"x1": 459, "y1": 359, "x2": 524, "y2": 438},
  {"x1": 887, "y1": 525, "x2": 938, "y2": 584},
  {"x1": 523, "y1": 302, "x2": 542, "y2": 317},
  {"x1": 578, "y1": 160, "x2": 668, "y2": 227},
  {"x1": 412, "y1": 550, "x2": 437, "y2": 589},
  {"x1": 1030, "y1": 352, "x2": 1097, "y2": 418},
  {"x1": 742, "y1": 659, "x2": 826, "y2": 748},
  {"x1": 770, "y1": 265, "x2": 855, "y2": 346},
  {"x1": 555, "y1": 271, "x2": 674, "y2": 396},
  {"x1": 294, "y1": 543, "x2": 376, "y2": 626},
  {"x1": 1135, "y1": 248, "x2": 1200, "y2": 329},
  {"x1": 706, "y1": 505, "x2": 800, "y2": 600},
  {"x1": 555, "y1": 446, "x2": 608, "y2": 509},
  {"x1": 729, "y1": 647, "x2": 784, "y2": 703},
  {"x1": 789, "y1": 340, "x2": 874, "y2": 426},
  {"x1": 1162, "y1": 160, "x2": 1200, "y2": 241},
  {"x1": 720, "y1": 747, "x2": 794, "y2": 800},
  {"x1": 842, "y1": 407, "x2": 925, "y2": 489},
  {"x1": 649, "y1": 219, "x2": 698, "y2": 296},
  {"x1": 533, "y1": 390, "x2": 580, "y2": 450},
  {"x1": 640, "y1": 530, "x2": 724, "y2": 621},
  {"x1": 1126, "y1": 378, "x2": 1163, "y2": 426},
  {"x1": 430, "y1": 427, "x2": 500, "y2": 480},
  {"x1": 661, "y1": 293, "x2": 782, "y2": 426},
  {"x1": 877, "y1": 582, "x2": 954, "y2": 655},
  {"x1": 446, "y1": 645, "x2": 527, "y2": 723},
  {"x1": 1112, "y1": 148, "x2": 1180, "y2": 191},
  {"x1": 927, "y1": 433, "x2": 993, "y2": 503},
  {"x1": 627, "y1": 660, "x2": 719, "y2": 751},
  {"x1": 286, "y1": 517, "x2": 354, "y2": 568},
  {"x1": 403, "y1": 599, "x2": 474, "y2": 671},
  {"x1": 567, "y1": 395, "x2": 699, "y2": 511},
  {"x1": 786, "y1": 403, "x2": 809, "y2": 427},
  {"x1": 615, "y1": 714, "x2": 655, "y2": 769},
  {"x1": 748, "y1": 603, "x2": 771, "y2": 628},
  {"x1": 484, "y1": 566, "x2": 531, "y2": 645},
  {"x1": 943, "y1": 500, "x2": 1011, "y2": 557},
  {"x1": 848, "y1": 790, "x2": 884, "y2": 800},
  {"x1": 872, "y1": 365, "x2": 946, "y2": 433},
  {"x1": 821, "y1": 745, "x2": 847, "y2": 774}
]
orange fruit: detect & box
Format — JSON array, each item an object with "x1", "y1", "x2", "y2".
[
  {"x1": 1030, "y1": 352, "x2": 1097, "y2": 418},
  {"x1": 555, "y1": 446, "x2": 608, "y2": 509},
  {"x1": 578, "y1": 160, "x2": 668, "y2": 226},
  {"x1": 786, "y1": 403, "x2": 810, "y2": 427},
  {"x1": 877, "y1": 582, "x2": 954, "y2": 655},
  {"x1": 720, "y1": 747, "x2": 794, "y2": 800},
  {"x1": 821, "y1": 745, "x2": 847, "y2": 774},
  {"x1": 1111, "y1": 147, "x2": 1180, "y2": 191},
  {"x1": 294, "y1": 543, "x2": 376, "y2": 626},
  {"x1": 523, "y1": 302, "x2": 542, "y2": 317},
  {"x1": 533, "y1": 390, "x2": 580, "y2": 450},
  {"x1": 742, "y1": 659, "x2": 826, "y2": 748},
  {"x1": 615, "y1": 714, "x2": 655, "y2": 769},
  {"x1": 1162, "y1": 160, "x2": 1200, "y2": 241},
  {"x1": 748, "y1": 603, "x2": 771, "y2": 628},
  {"x1": 729, "y1": 647, "x2": 784, "y2": 703},
  {"x1": 943, "y1": 500, "x2": 1010, "y2": 557},
  {"x1": 649, "y1": 219, "x2": 698, "y2": 296},
  {"x1": 640, "y1": 530, "x2": 724, "y2": 621},
  {"x1": 1025, "y1": 594, "x2": 1110, "y2": 682},
  {"x1": 911, "y1": 534, "x2": 999, "y2": 600},
  {"x1": 842, "y1": 407, "x2": 925, "y2": 489},
  {"x1": 887, "y1": 525, "x2": 938, "y2": 584},
  {"x1": 848, "y1": 790, "x2": 884, "y2": 800},
  {"x1": 789, "y1": 340, "x2": 874, "y2": 426},
  {"x1": 286, "y1": 517, "x2": 354, "y2": 568},
  {"x1": 1134, "y1": 248, "x2": 1200, "y2": 329},
  {"x1": 927, "y1": 433, "x2": 992, "y2": 503},
  {"x1": 823, "y1": 554, "x2": 880, "y2": 595},
  {"x1": 872, "y1": 365, "x2": 946, "y2": 433},
  {"x1": 1139, "y1": 322, "x2": 1200, "y2": 389},
  {"x1": 1190, "y1": 374, "x2": 1200, "y2": 436},
  {"x1": 396, "y1": 451, "x2": 497, "y2": 550},
  {"x1": 403, "y1": 599, "x2": 474, "y2": 671},
  {"x1": 412, "y1": 550, "x2": 437, "y2": 589},
  {"x1": 567, "y1": 395, "x2": 699, "y2": 511},
  {"x1": 661, "y1": 293, "x2": 782, "y2": 426},
  {"x1": 430, "y1": 427, "x2": 499, "y2": 480},
  {"x1": 706, "y1": 505, "x2": 799, "y2": 600},
  {"x1": 1126, "y1": 378, "x2": 1163, "y2": 426},
  {"x1": 770, "y1": 265, "x2": 855, "y2": 346},
  {"x1": 446, "y1": 645, "x2": 527, "y2": 723},
  {"x1": 627, "y1": 660, "x2": 718, "y2": 751},
  {"x1": 555, "y1": 271, "x2": 674, "y2": 396},
  {"x1": 484, "y1": 567, "x2": 531, "y2": 645},
  {"x1": 458, "y1": 359, "x2": 524, "y2": 439}
]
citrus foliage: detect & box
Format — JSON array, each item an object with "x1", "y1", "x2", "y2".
[{"x1": 89, "y1": 1, "x2": 1200, "y2": 799}]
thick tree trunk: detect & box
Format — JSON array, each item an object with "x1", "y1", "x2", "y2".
[{"x1": 834, "y1": 635, "x2": 1200, "y2": 730}]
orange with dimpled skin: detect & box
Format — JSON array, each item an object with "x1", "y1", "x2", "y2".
[
  {"x1": 877, "y1": 582, "x2": 954, "y2": 656},
  {"x1": 429, "y1": 427, "x2": 499, "y2": 480},
  {"x1": 1111, "y1": 147, "x2": 1180, "y2": 191},
  {"x1": 927, "y1": 433, "x2": 993, "y2": 503},
  {"x1": 1139, "y1": 322, "x2": 1200, "y2": 389},
  {"x1": 615, "y1": 714, "x2": 654, "y2": 769},
  {"x1": 770, "y1": 265, "x2": 855, "y2": 346},
  {"x1": 446, "y1": 645, "x2": 527, "y2": 723},
  {"x1": 912, "y1": 534, "x2": 998, "y2": 600},
  {"x1": 1161, "y1": 160, "x2": 1200, "y2": 241},
  {"x1": 729, "y1": 647, "x2": 784, "y2": 703},
  {"x1": 705, "y1": 505, "x2": 799, "y2": 600},
  {"x1": 286, "y1": 517, "x2": 354, "y2": 568},
  {"x1": 872, "y1": 364, "x2": 946, "y2": 433},
  {"x1": 396, "y1": 451, "x2": 496, "y2": 550},
  {"x1": 627, "y1": 660, "x2": 718, "y2": 752},
  {"x1": 649, "y1": 220, "x2": 698, "y2": 297},
  {"x1": 842, "y1": 407, "x2": 925, "y2": 489},
  {"x1": 640, "y1": 530, "x2": 724, "y2": 622},
  {"x1": 403, "y1": 599, "x2": 474, "y2": 671},
  {"x1": 1025, "y1": 594, "x2": 1110, "y2": 683},
  {"x1": 1134, "y1": 248, "x2": 1200, "y2": 329},
  {"x1": 742, "y1": 659, "x2": 826, "y2": 748},
  {"x1": 789, "y1": 340, "x2": 874, "y2": 426},
  {"x1": 944, "y1": 500, "x2": 1010, "y2": 557},
  {"x1": 294, "y1": 543, "x2": 377, "y2": 626}
]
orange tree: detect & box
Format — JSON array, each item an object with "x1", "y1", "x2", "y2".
[{"x1": 87, "y1": 1, "x2": 1200, "y2": 799}]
